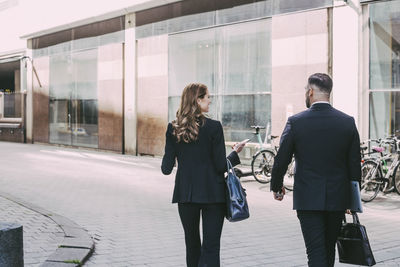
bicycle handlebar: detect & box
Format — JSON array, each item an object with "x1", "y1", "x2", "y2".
[
  {"x1": 250, "y1": 125, "x2": 265, "y2": 134},
  {"x1": 251, "y1": 125, "x2": 266, "y2": 129}
]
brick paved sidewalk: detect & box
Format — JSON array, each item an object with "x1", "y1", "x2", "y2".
[
  {"x1": 0, "y1": 142, "x2": 399, "y2": 266},
  {"x1": 0, "y1": 196, "x2": 63, "y2": 266}
]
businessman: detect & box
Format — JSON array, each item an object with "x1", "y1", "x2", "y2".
[{"x1": 270, "y1": 73, "x2": 361, "y2": 267}]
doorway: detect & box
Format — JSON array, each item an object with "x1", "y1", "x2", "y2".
[{"x1": 49, "y1": 49, "x2": 98, "y2": 148}]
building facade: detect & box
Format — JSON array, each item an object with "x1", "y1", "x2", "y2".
[{"x1": 0, "y1": 0, "x2": 396, "y2": 156}]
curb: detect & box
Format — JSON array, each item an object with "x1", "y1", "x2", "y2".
[{"x1": 0, "y1": 191, "x2": 94, "y2": 267}]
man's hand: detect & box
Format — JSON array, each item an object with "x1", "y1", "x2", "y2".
[{"x1": 273, "y1": 187, "x2": 286, "y2": 201}]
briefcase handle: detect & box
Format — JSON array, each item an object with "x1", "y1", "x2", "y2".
[{"x1": 343, "y1": 212, "x2": 360, "y2": 224}]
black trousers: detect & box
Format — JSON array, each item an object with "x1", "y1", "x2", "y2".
[
  {"x1": 297, "y1": 210, "x2": 344, "y2": 267},
  {"x1": 178, "y1": 203, "x2": 226, "y2": 267}
]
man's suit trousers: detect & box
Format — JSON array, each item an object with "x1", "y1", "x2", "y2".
[
  {"x1": 297, "y1": 210, "x2": 344, "y2": 267},
  {"x1": 178, "y1": 203, "x2": 225, "y2": 267}
]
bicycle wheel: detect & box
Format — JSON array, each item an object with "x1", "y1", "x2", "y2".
[
  {"x1": 360, "y1": 160, "x2": 381, "y2": 202},
  {"x1": 284, "y1": 158, "x2": 295, "y2": 191},
  {"x1": 251, "y1": 149, "x2": 275, "y2": 184},
  {"x1": 393, "y1": 164, "x2": 400, "y2": 195}
]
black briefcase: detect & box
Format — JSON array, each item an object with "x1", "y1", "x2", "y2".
[{"x1": 336, "y1": 213, "x2": 376, "y2": 266}]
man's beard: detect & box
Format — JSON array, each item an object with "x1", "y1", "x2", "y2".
[{"x1": 305, "y1": 95, "x2": 311, "y2": 108}]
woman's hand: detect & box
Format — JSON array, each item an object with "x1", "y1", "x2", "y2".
[{"x1": 232, "y1": 139, "x2": 248, "y2": 154}]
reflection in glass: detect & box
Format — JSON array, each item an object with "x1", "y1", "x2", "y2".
[
  {"x1": 272, "y1": 0, "x2": 332, "y2": 15},
  {"x1": 370, "y1": 1, "x2": 400, "y2": 89},
  {"x1": 168, "y1": 19, "x2": 271, "y2": 142},
  {"x1": 49, "y1": 49, "x2": 98, "y2": 148},
  {"x1": 369, "y1": 91, "x2": 400, "y2": 139},
  {"x1": 221, "y1": 95, "x2": 271, "y2": 141},
  {"x1": 220, "y1": 21, "x2": 271, "y2": 94},
  {"x1": 169, "y1": 28, "x2": 217, "y2": 97}
]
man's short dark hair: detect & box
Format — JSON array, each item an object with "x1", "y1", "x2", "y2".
[{"x1": 308, "y1": 73, "x2": 332, "y2": 94}]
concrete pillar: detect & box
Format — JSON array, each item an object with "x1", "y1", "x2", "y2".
[
  {"x1": 136, "y1": 35, "x2": 168, "y2": 156},
  {"x1": 0, "y1": 222, "x2": 23, "y2": 267},
  {"x1": 25, "y1": 48, "x2": 33, "y2": 143},
  {"x1": 124, "y1": 13, "x2": 137, "y2": 155},
  {"x1": 331, "y1": 1, "x2": 361, "y2": 124}
]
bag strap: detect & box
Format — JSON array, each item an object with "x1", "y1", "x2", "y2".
[
  {"x1": 352, "y1": 212, "x2": 360, "y2": 224},
  {"x1": 226, "y1": 159, "x2": 233, "y2": 173}
]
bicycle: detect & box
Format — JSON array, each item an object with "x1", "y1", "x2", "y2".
[
  {"x1": 360, "y1": 137, "x2": 400, "y2": 202},
  {"x1": 234, "y1": 125, "x2": 295, "y2": 189}
]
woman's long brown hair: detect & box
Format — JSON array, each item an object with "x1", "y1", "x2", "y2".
[{"x1": 172, "y1": 83, "x2": 208, "y2": 143}]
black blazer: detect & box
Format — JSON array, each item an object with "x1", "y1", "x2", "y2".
[
  {"x1": 161, "y1": 118, "x2": 240, "y2": 203},
  {"x1": 271, "y1": 103, "x2": 361, "y2": 211}
]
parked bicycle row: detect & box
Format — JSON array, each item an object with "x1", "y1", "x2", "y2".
[
  {"x1": 233, "y1": 126, "x2": 400, "y2": 203},
  {"x1": 360, "y1": 136, "x2": 400, "y2": 202}
]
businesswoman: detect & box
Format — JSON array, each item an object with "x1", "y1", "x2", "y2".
[{"x1": 161, "y1": 83, "x2": 244, "y2": 267}]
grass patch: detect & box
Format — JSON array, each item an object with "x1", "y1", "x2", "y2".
[{"x1": 63, "y1": 259, "x2": 81, "y2": 264}]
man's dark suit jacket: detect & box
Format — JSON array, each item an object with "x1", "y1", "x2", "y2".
[
  {"x1": 271, "y1": 103, "x2": 361, "y2": 211},
  {"x1": 162, "y1": 118, "x2": 240, "y2": 203}
]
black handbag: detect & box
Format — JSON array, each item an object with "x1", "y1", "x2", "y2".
[
  {"x1": 336, "y1": 213, "x2": 376, "y2": 266},
  {"x1": 225, "y1": 159, "x2": 249, "y2": 222}
]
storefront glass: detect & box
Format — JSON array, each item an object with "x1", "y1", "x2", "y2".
[
  {"x1": 168, "y1": 19, "x2": 271, "y2": 141},
  {"x1": 370, "y1": 0, "x2": 400, "y2": 138},
  {"x1": 49, "y1": 49, "x2": 98, "y2": 148}
]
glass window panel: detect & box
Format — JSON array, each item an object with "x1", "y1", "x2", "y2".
[
  {"x1": 272, "y1": 0, "x2": 332, "y2": 15},
  {"x1": 98, "y1": 30, "x2": 125, "y2": 46},
  {"x1": 169, "y1": 27, "x2": 217, "y2": 97},
  {"x1": 216, "y1": 1, "x2": 272, "y2": 24},
  {"x1": 151, "y1": 21, "x2": 169, "y2": 37},
  {"x1": 49, "y1": 48, "x2": 98, "y2": 148},
  {"x1": 220, "y1": 20, "x2": 271, "y2": 94},
  {"x1": 136, "y1": 24, "x2": 154, "y2": 39},
  {"x1": 221, "y1": 94, "x2": 271, "y2": 141},
  {"x1": 168, "y1": 96, "x2": 181, "y2": 124},
  {"x1": 47, "y1": 42, "x2": 72, "y2": 57},
  {"x1": 33, "y1": 31, "x2": 123, "y2": 58},
  {"x1": 49, "y1": 99, "x2": 71, "y2": 146},
  {"x1": 370, "y1": 1, "x2": 400, "y2": 89},
  {"x1": 72, "y1": 37, "x2": 98, "y2": 51},
  {"x1": 136, "y1": 0, "x2": 332, "y2": 39},
  {"x1": 168, "y1": 11, "x2": 216, "y2": 34},
  {"x1": 49, "y1": 54, "x2": 73, "y2": 99},
  {"x1": 168, "y1": 19, "x2": 271, "y2": 142},
  {"x1": 72, "y1": 49, "x2": 97, "y2": 100},
  {"x1": 369, "y1": 91, "x2": 400, "y2": 139}
]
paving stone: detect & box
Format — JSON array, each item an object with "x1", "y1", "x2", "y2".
[
  {"x1": 46, "y1": 247, "x2": 91, "y2": 263},
  {"x1": 59, "y1": 237, "x2": 94, "y2": 249},
  {"x1": 0, "y1": 196, "x2": 63, "y2": 267},
  {"x1": 40, "y1": 261, "x2": 78, "y2": 267},
  {"x1": 48, "y1": 215, "x2": 82, "y2": 229},
  {"x1": 61, "y1": 226, "x2": 89, "y2": 239},
  {"x1": 0, "y1": 143, "x2": 399, "y2": 266}
]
